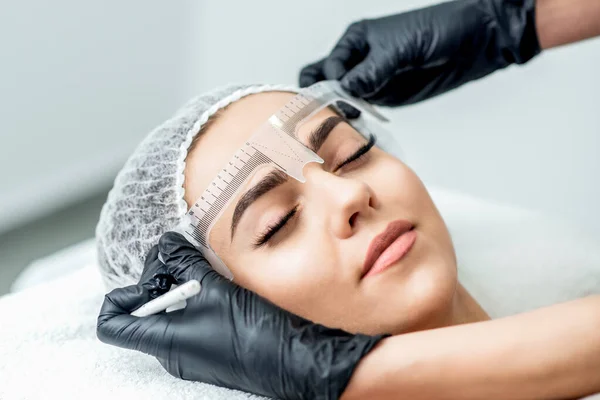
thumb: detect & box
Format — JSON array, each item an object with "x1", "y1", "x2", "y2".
[
  {"x1": 323, "y1": 21, "x2": 369, "y2": 81},
  {"x1": 158, "y1": 231, "x2": 214, "y2": 284},
  {"x1": 97, "y1": 284, "x2": 174, "y2": 358},
  {"x1": 341, "y1": 53, "x2": 407, "y2": 100}
]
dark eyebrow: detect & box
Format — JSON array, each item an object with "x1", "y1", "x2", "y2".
[
  {"x1": 230, "y1": 169, "x2": 288, "y2": 240},
  {"x1": 229, "y1": 115, "x2": 344, "y2": 241},
  {"x1": 308, "y1": 116, "x2": 345, "y2": 152}
]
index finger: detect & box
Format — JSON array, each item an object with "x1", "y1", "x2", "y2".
[{"x1": 97, "y1": 284, "x2": 174, "y2": 358}]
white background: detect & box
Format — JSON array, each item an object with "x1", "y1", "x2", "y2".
[{"x1": 1, "y1": 0, "x2": 599, "y2": 235}]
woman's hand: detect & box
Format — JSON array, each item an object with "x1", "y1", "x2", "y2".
[
  {"x1": 96, "y1": 232, "x2": 385, "y2": 400},
  {"x1": 299, "y1": 0, "x2": 540, "y2": 106}
]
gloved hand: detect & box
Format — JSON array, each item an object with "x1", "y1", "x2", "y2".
[
  {"x1": 299, "y1": 0, "x2": 540, "y2": 106},
  {"x1": 97, "y1": 232, "x2": 386, "y2": 400}
]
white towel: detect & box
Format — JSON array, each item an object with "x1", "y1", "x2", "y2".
[
  {"x1": 1, "y1": 187, "x2": 599, "y2": 399},
  {"x1": 0, "y1": 264, "x2": 268, "y2": 400}
]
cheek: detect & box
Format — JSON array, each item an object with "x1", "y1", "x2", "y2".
[
  {"x1": 371, "y1": 155, "x2": 431, "y2": 216},
  {"x1": 373, "y1": 156, "x2": 449, "y2": 236},
  {"x1": 364, "y1": 155, "x2": 458, "y2": 329},
  {"x1": 232, "y1": 232, "x2": 342, "y2": 319},
  {"x1": 385, "y1": 158, "x2": 455, "y2": 262}
]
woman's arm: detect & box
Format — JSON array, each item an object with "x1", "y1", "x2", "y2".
[
  {"x1": 342, "y1": 295, "x2": 600, "y2": 400},
  {"x1": 537, "y1": 0, "x2": 600, "y2": 49}
]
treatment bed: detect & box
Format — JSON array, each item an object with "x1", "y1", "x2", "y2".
[{"x1": 2, "y1": 187, "x2": 599, "y2": 399}]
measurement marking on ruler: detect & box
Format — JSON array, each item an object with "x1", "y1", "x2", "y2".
[{"x1": 181, "y1": 82, "x2": 367, "y2": 252}]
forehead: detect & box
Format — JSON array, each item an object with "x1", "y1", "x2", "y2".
[{"x1": 183, "y1": 91, "x2": 338, "y2": 206}]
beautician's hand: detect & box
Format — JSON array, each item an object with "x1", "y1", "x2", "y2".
[
  {"x1": 299, "y1": 0, "x2": 540, "y2": 106},
  {"x1": 97, "y1": 232, "x2": 385, "y2": 400}
]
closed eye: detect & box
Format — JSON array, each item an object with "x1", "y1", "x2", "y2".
[
  {"x1": 334, "y1": 134, "x2": 376, "y2": 172},
  {"x1": 252, "y1": 134, "x2": 377, "y2": 248},
  {"x1": 252, "y1": 205, "x2": 298, "y2": 248}
]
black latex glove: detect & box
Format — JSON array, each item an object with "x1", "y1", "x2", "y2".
[
  {"x1": 97, "y1": 232, "x2": 386, "y2": 400},
  {"x1": 299, "y1": 0, "x2": 540, "y2": 106}
]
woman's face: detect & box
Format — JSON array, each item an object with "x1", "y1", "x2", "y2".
[{"x1": 185, "y1": 91, "x2": 458, "y2": 335}]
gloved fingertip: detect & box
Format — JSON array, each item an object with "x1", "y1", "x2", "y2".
[
  {"x1": 340, "y1": 74, "x2": 365, "y2": 97},
  {"x1": 97, "y1": 288, "x2": 170, "y2": 355},
  {"x1": 299, "y1": 59, "x2": 326, "y2": 88},
  {"x1": 156, "y1": 235, "x2": 213, "y2": 284},
  {"x1": 103, "y1": 284, "x2": 152, "y2": 315},
  {"x1": 299, "y1": 74, "x2": 317, "y2": 88},
  {"x1": 323, "y1": 59, "x2": 348, "y2": 82},
  {"x1": 336, "y1": 102, "x2": 362, "y2": 119},
  {"x1": 145, "y1": 244, "x2": 159, "y2": 261},
  {"x1": 158, "y1": 231, "x2": 193, "y2": 256}
]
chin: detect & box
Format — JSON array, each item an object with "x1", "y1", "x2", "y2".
[{"x1": 394, "y1": 265, "x2": 459, "y2": 334}]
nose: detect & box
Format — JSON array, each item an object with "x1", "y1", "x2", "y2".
[{"x1": 303, "y1": 165, "x2": 376, "y2": 238}]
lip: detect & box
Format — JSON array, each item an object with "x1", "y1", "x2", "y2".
[{"x1": 362, "y1": 220, "x2": 416, "y2": 279}]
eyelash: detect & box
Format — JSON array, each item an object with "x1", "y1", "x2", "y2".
[
  {"x1": 335, "y1": 134, "x2": 376, "y2": 172},
  {"x1": 253, "y1": 205, "x2": 298, "y2": 248},
  {"x1": 252, "y1": 134, "x2": 377, "y2": 248}
]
